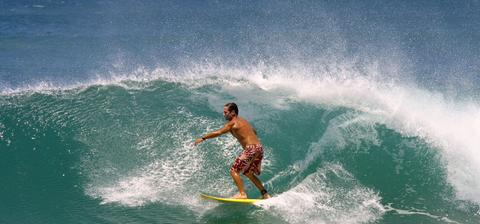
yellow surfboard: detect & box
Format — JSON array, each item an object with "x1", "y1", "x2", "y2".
[{"x1": 200, "y1": 193, "x2": 263, "y2": 204}]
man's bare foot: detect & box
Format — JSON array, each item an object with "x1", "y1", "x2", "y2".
[
  {"x1": 231, "y1": 193, "x2": 248, "y2": 199},
  {"x1": 262, "y1": 193, "x2": 271, "y2": 199}
]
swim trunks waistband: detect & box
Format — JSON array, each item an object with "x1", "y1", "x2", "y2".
[{"x1": 245, "y1": 144, "x2": 262, "y2": 149}]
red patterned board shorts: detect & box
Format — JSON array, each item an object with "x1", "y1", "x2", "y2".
[{"x1": 230, "y1": 144, "x2": 264, "y2": 175}]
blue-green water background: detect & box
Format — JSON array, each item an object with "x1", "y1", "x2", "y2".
[{"x1": 1, "y1": 1, "x2": 480, "y2": 223}]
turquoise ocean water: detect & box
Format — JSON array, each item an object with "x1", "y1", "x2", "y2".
[{"x1": 1, "y1": 1, "x2": 480, "y2": 223}]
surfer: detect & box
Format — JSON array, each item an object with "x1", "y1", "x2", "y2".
[{"x1": 194, "y1": 102, "x2": 271, "y2": 199}]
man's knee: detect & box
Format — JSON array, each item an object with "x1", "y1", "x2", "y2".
[{"x1": 230, "y1": 169, "x2": 239, "y2": 176}]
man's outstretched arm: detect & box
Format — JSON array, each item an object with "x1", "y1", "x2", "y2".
[{"x1": 194, "y1": 121, "x2": 234, "y2": 145}]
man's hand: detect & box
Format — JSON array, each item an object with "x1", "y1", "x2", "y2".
[{"x1": 194, "y1": 138, "x2": 204, "y2": 146}]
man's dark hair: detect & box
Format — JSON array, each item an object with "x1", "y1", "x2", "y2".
[{"x1": 225, "y1": 102, "x2": 239, "y2": 115}]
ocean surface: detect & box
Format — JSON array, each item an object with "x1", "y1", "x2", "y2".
[{"x1": 1, "y1": 1, "x2": 480, "y2": 223}]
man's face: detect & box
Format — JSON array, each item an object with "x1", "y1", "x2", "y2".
[{"x1": 223, "y1": 107, "x2": 233, "y2": 120}]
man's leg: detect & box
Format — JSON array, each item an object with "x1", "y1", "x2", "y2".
[
  {"x1": 230, "y1": 170, "x2": 247, "y2": 199},
  {"x1": 245, "y1": 171, "x2": 271, "y2": 199}
]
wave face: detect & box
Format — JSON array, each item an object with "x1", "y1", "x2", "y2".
[
  {"x1": 1, "y1": 69, "x2": 480, "y2": 223},
  {"x1": 1, "y1": 0, "x2": 480, "y2": 223}
]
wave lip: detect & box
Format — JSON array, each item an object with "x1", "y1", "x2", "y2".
[{"x1": 0, "y1": 67, "x2": 173, "y2": 96}]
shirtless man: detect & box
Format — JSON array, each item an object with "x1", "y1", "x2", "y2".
[{"x1": 194, "y1": 102, "x2": 271, "y2": 199}]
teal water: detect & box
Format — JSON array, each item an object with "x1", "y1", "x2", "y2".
[
  {"x1": 1, "y1": 74, "x2": 479, "y2": 223},
  {"x1": 2, "y1": 0, "x2": 480, "y2": 223}
]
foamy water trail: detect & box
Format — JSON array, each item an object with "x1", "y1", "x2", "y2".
[
  {"x1": 257, "y1": 164, "x2": 385, "y2": 224},
  {"x1": 384, "y1": 205, "x2": 461, "y2": 224}
]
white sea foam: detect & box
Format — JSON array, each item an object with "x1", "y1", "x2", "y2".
[
  {"x1": 384, "y1": 205, "x2": 461, "y2": 224},
  {"x1": 84, "y1": 109, "x2": 220, "y2": 210},
  {"x1": 256, "y1": 164, "x2": 385, "y2": 224}
]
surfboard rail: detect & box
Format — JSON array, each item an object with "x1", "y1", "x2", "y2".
[{"x1": 200, "y1": 193, "x2": 263, "y2": 204}]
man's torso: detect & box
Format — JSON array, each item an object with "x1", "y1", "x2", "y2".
[{"x1": 230, "y1": 117, "x2": 260, "y2": 148}]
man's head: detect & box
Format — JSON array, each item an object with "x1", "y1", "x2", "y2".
[{"x1": 224, "y1": 102, "x2": 238, "y2": 121}]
